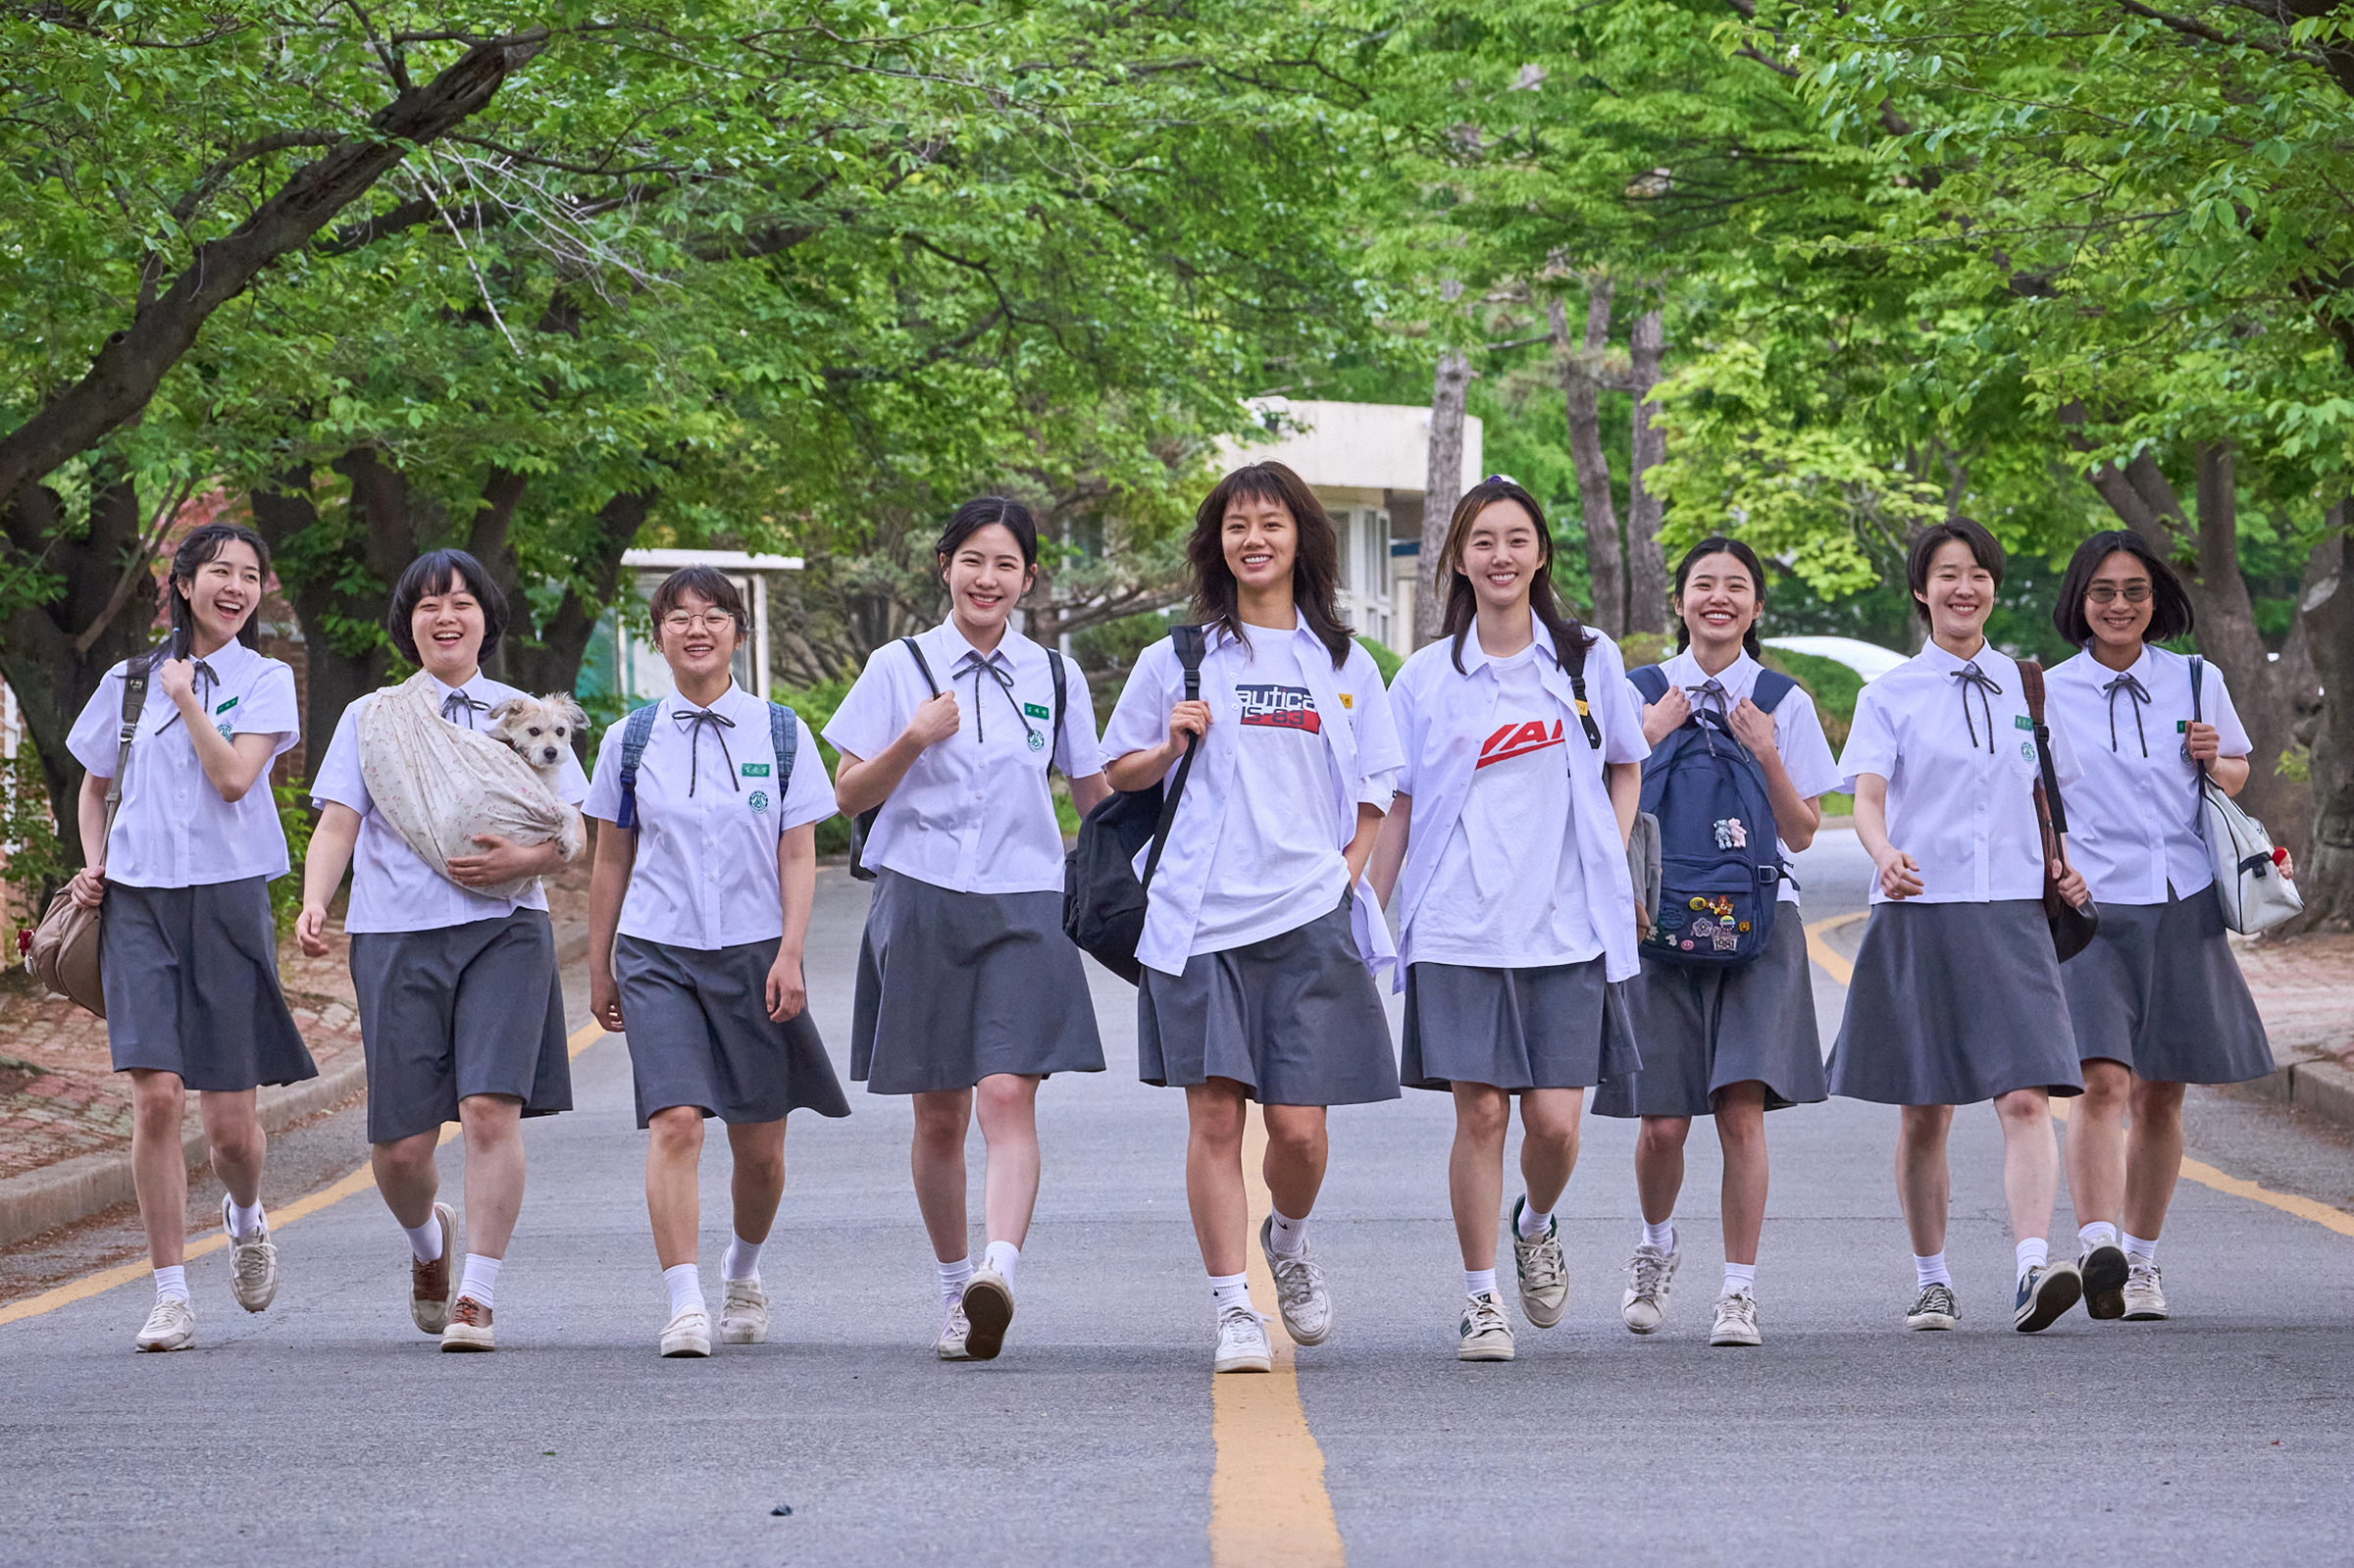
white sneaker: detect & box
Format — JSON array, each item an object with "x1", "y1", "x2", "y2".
[
  {"x1": 1620, "y1": 1242, "x2": 1679, "y2": 1334},
  {"x1": 2123, "y1": 1258, "x2": 2169, "y2": 1321},
  {"x1": 1457, "y1": 1292, "x2": 1515, "y2": 1362},
  {"x1": 660, "y1": 1306, "x2": 712, "y2": 1358},
  {"x1": 1213, "y1": 1302, "x2": 1273, "y2": 1374},
  {"x1": 961, "y1": 1264, "x2": 1013, "y2": 1361},
  {"x1": 937, "y1": 1299, "x2": 973, "y2": 1361},
  {"x1": 134, "y1": 1295, "x2": 194, "y2": 1352},
  {"x1": 1510, "y1": 1198, "x2": 1568, "y2": 1330},
  {"x1": 222, "y1": 1195, "x2": 279, "y2": 1314},
  {"x1": 1709, "y1": 1290, "x2": 1761, "y2": 1346},
  {"x1": 1259, "y1": 1215, "x2": 1332, "y2": 1346},
  {"x1": 719, "y1": 1278, "x2": 769, "y2": 1344}
]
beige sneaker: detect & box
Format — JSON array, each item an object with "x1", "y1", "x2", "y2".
[
  {"x1": 1620, "y1": 1241, "x2": 1679, "y2": 1334},
  {"x1": 719, "y1": 1279, "x2": 769, "y2": 1344},
  {"x1": 1213, "y1": 1303, "x2": 1272, "y2": 1374},
  {"x1": 936, "y1": 1299, "x2": 974, "y2": 1361},
  {"x1": 1709, "y1": 1290, "x2": 1761, "y2": 1346},
  {"x1": 223, "y1": 1195, "x2": 279, "y2": 1314},
  {"x1": 439, "y1": 1294, "x2": 494, "y2": 1352},
  {"x1": 2122, "y1": 1258, "x2": 2169, "y2": 1321},
  {"x1": 1510, "y1": 1199, "x2": 1568, "y2": 1330},
  {"x1": 133, "y1": 1296, "x2": 194, "y2": 1352},
  {"x1": 1457, "y1": 1292, "x2": 1515, "y2": 1362},
  {"x1": 961, "y1": 1265, "x2": 1014, "y2": 1361},
  {"x1": 660, "y1": 1306, "x2": 712, "y2": 1358},
  {"x1": 1259, "y1": 1216, "x2": 1333, "y2": 1346},
  {"x1": 410, "y1": 1202, "x2": 457, "y2": 1336}
]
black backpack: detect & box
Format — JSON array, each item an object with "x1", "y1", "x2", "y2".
[{"x1": 1062, "y1": 625, "x2": 1207, "y2": 985}]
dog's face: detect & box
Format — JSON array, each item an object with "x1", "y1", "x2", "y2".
[{"x1": 486, "y1": 694, "x2": 587, "y2": 772}]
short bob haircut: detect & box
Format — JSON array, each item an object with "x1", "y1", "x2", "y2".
[
  {"x1": 1434, "y1": 475, "x2": 1593, "y2": 675},
  {"x1": 648, "y1": 564, "x2": 750, "y2": 645},
  {"x1": 1670, "y1": 534, "x2": 1771, "y2": 661},
  {"x1": 387, "y1": 548, "x2": 510, "y2": 664},
  {"x1": 935, "y1": 495, "x2": 1040, "y2": 573},
  {"x1": 2051, "y1": 529, "x2": 2195, "y2": 647},
  {"x1": 1186, "y1": 460, "x2": 1354, "y2": 669},
  {"x1": 1905, "y1": 518, "x2": 2005, "y2": 621}
]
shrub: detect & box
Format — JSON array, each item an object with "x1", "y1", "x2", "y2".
[{"x1": 0, "y1": 739, "x2": 70, "y2": 933}]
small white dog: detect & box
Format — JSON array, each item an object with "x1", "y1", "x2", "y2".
[{"x1": 486, "y1": 693, "x2": 588, "y2": 862}]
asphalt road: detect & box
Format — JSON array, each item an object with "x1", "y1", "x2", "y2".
[{"x1": 3, "y1": 828, "x2": 2350, "y2": 1566}]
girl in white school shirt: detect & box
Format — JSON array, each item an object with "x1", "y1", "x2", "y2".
[
  {"x1": 2045, "y1": 531, "x2": 2277, "y2": 1322},
  {"x1": 299, "y1": 550, "x2": 587, "y2": 1352},
  {"x1": 1102, "y1": 461, "x2": 1404, "y2": 1377},
  {"x1": 1829, "y1": 519, "x2": 2093, "y2": 1335},
  {"x1": 1592, "y1": 536, "x2": 1838, "y2": 1349},
  {"x1": 827, "y1": 498, "x2": 1109, "y2": 1362},
  {"x1": 65, "y1": 523, "x2": 312, "y2": 1351},
  {"x1": 587, "y1": 567, "x2": 849, "y2": 1358},
  {"x1": 1368, "y1": 477, "x2": 1646, "y2": 1363}
]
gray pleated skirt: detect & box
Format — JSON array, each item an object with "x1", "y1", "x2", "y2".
[
  {"x1": 100, "y1": 878, "x2": 315, "y2": 1092},
  {"x1": 851, "y1": 869, "x2": 1104, "y2": 1094},
  {"x1": 349, "y1": 910, "x2": 573, "y2": 1143},
  {"x1": 1592, "y1": 910, "x2": 1827, "y2": 1119},
  {"x1": 2062, "y1": 889, "x2": 2274, "y2": 1084},
  {"x1": 616, "y1": 935, "x2": 850, "y2": 1127},
  {"x1": 1138, "y1": 898, "x2": 1400, "y2": 1107},
  {"x1": 1827, "y1": 899, "x2": 2083, "y2": 1105},
  {"x1": 1400, "y1": 957, "x2": 1640, "y2": 1093}
]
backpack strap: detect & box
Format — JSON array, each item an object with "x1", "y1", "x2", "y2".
[
  {"x1": 1628, "y1": 665, "x2": 1671, "y2": 705},
  {"x1": 1751, "y1": 668, "x2": 1799, "y2": 714},
  {"x1": 767, "y1": 702, "x2": 799, "y2": 794},
  {"x1": 901, "y1": 635, "x2": 941, "y2": 697},
  {"x1": 1142, "y1": 626, "x2": 1208, "y2": 889},
  {"x1": 613, "y1": 700, "x2": 663, "y2": 832},
  {"x1": 1555, "y1": 627, "x2": 1604, "y2": 748},
  {"x1": 1048, "y1": 648, "x2": 1068, "y2": 776}
]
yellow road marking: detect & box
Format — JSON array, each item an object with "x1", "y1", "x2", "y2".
[
  {"x1": 1208, "y1": 1104, "x2": 1345, "y2": 1568},
  {"x1": 0, "y1": 1020, "x2": 610, "y2": 1329},
  {"x1": 1804, "y1": 913, "x2": 1859, "y2": 986}
]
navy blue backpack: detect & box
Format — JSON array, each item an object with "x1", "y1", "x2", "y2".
[
  {"x1": 612, "y1": 698, "x2": 800, "y2": 830},
  {"x1": 1626, "y1": 665, "x2": 1797, "y2": 967}
]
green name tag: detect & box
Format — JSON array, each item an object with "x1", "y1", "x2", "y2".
[
  {"x1": 1024, "y1": 703, "x2": 1050, "y2": 721},
  {"x1": 2176, "y1": 720, "x2": 2189, "y2": 733},
  {"x1": 742, "y1": 762, "x2": 771, "y2": 777},
  {"x1": 216, "y1": 695, "x2": 238, "y2": 714},
  {"x1": 2014, "y1": 715, "x2": 2033, "y2": 730}
]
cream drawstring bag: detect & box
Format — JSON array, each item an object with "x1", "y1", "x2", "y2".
[{"x1": 356, "y1": 672, "x2": 570, "y2": 902}]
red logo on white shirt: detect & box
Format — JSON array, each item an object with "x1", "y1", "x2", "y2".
[
  {"x1": 1236, "y1": 684, "x2": 1321, "y2": 733},
  {"x1": 1477, "y1": 719, "x2": 1564, "y2": 769}
]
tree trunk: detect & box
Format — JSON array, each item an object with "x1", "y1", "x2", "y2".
[
  {"x1": 1624, "y1": 304, "x2": 1670, "y2": 635},
  {"x1": 487, "y1": 489, "x2": 652, "y2": 701},
  {"x1": 1557, "y1": 285, "x2": 1624, "y2": 636},
  {"x1": 1416, "y1": 348, "x2": 1471, "y2": 645},
  {"x1": 2285, "y1": 505, "x2": 2354, "y2": 931}
]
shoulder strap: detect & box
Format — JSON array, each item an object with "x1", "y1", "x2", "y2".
[
  {"x1": 97, "y1": 654, "x2": 154, "y2": 851},
  {"x1": 1558, "y1": 629, "x2": 1601, "y2": 748},
  {"x1": 901, "y1": 635, "x2": 940, "y2": 696},
  {"x1": 1143, "y1": 627, "x2": 1210, "y2": 889},
  {"x1": 2017, "y1": 660, "x2": 2069, "y2": 836},
  {"x1": 1048, "y1": 649, "x2": 1068, "y2": 775},
  {"x1": 1628, "y1": 665, "x2": 1670, "y2": 704},
  {"x1": 1171, "y1": 624, "x2": 1206, "y2": 700},
  {"x1": 2018, "y1": 658, "x2": 2046, "y2": 724},
  {"x1": 2189, "y1": 654, "x2": 2204, "y2": 723},
  {"x1": 614, "y1": 700, "x2": 663, "y2": 832},
  {"x1": 767, "y1": 702, "x2": 798, "y2": 793},
  {"x1": 1751, "y1": 668, "x2": 1799, "y2": 713}
]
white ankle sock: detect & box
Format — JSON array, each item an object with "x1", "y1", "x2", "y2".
[
  {"x1": 664, "y1": 1263, "x2": 704, "y2": 1319},
  {"x1": 1516, "y1": 1200, "x2": 1553, "y2": 1239},
  {"x1": 2016, "y1": 1238, "x2": 2049, "y2": 1281},
  {"x1": 458, "y1": 1253, "x2": 501, "y2": 1309},
  {"x1": 1723, "y1": 1262, "x2": 1757, "y2": 1298},
  {"x1": 1464, "y1": 1267, "x2": 1497, "y2": 1298},
  {"x1": 983, "y1": 1239, "x2": 1020, "y2": 1283},
  {"x1": 1642, "y1": 1219, "x2": 1675, "y2": 1253},
  {"x1": 401, "y1": 1214, "x2": 444, "y2": 1264},
  {"x1": 938, "y1": 1256, "x2": 974, "y2": 1306},
  {"x1": 227, "y1": 1197, "x2": 265, "y2": 1239},
  {"x1": 2078, "y1": 1222, "x2": 2119, "y2": 1252},
  {"x1": 154, "y1": 1265, "x2": 188, "y2": 1303},
  {"x1": 1209, "y1": 1272, "x2": 1253, "y2": 1315},
  {"x1": 2123, "y1": 1231, "x2": 2159, "y2": 1262},
  {"x1": 1914, "y1": 1252, "x2": 1951, "y2": 1290},
  {"x1": 723, "y1": 1236, "x2": 762, "y2": 1282},
  {"x1": 1265, "y1": 1208, "x2": 1307, "y2": 1258}
]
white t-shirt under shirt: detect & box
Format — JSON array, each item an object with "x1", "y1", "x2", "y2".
[
  {"x1": 1187, "y1": 628, "x2": 1351, "y2": 955},
  {"x1": 1411, "y1": 645, "x2": 1599, "y2": 968}
]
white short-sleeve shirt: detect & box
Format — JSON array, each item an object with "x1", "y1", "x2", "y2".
[
  {"x1": 311, "y1": 672, "x2": 589, "y2": 934},
  {"x1": 822, "y1": 620, "x2": 1101, "y2": 896},
  {"x1": 1837, "y1": 640, "x2": 2081, "y2": 905},
  {"x1": 1643, "y1": 648, "x2": 1843, "y2": 907},
  {"x1": 2045, "y1": 644, "x2": 2249, "y2": 906},
  {"x1": 66, "y1": 640, "x2": 301, "y2": 888},
  {"x1": 584, "y1": 685, "x2": 835, "y2": 950}
]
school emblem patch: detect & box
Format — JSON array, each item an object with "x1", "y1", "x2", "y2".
[
  {"x1": 1026, "y1": 731, "x2": 1045, "y2": 751},
  {"x1": 217, "y1": 723, "x2": 233, "y2": 739},
  {"x1": 2020, "y1": 740, "x2": 2036, "y2": 762},
  {"x1": 747, "y1": 789, "x2": 770, "y2": 812}
]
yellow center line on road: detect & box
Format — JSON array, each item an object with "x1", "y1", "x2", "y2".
[
  {"x1": 1804, "y1": 913, "x2": 1858, "y2": 986},
  {"x1": 1207, "y1": 1104, "x2": 1345, "y2": 1568},
  {"x1": 0, "y1": 1020, "x2": 612, "y2": 1329}
]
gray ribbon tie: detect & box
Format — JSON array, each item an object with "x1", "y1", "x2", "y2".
[
  {"x1": 1949, "y1": 661, "x2": 2003, "y2": 754},
  {"x1": 2101, "y1": 671, "x2": 2152, "y2": 757},
  {"x1": 440, "y1": 690, "x2": 489, "y2": 729}
]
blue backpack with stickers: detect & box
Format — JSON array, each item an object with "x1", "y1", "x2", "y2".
[
  {"x1": 1626, "y1": 665, "x2": 1796, "y2": 968},
  {"x1": 612, "y1": 699, "x2": 799, "y2": 831}
]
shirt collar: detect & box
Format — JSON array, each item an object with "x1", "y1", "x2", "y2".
[
  {"x1": 1452, "y1": 616, "x2": 1555, "y2": 678},
  {"x1": 665, "y1": 682, "x2": 749, "y2": 718},
  {"x1": 429, "y1": 670, "x2": 491, "y2": 702},
  {"x1": 1663, "y1": 646, "x2": 1757, "y2": 692},
  {"x1": 186, "y1": 638, "x2": 257, "y2": 682},
  {"x1": 1915, "y1": 637, "x2": 1994, "y2": 676},
  {"x1": 931, "y1": 618, "x2": 1019, "y2": 673}
]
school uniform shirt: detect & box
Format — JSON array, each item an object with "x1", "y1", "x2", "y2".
[
  {"x1": 1836, "y1": 641, "x2": 2082, "y2": 906},
  {"x1": 1642, "y1": 647, "x2": 1843, "y2": 907},
  {"x1": 585, "y1": 686, "x2": 837, "y2": 950},
  {"x1": 2046, "y1": 644, "x2": 2249, "y2": 907},
  {"x1": 823, "y1": 620, "x2": 1103, "y2": 896},
  {"x1": 66, "y1": 640, "x2": 301, "y2": 887},
  {"x1": 1101, "y1": 617, "x2": 1403, "y2": 977},
  {"x1": 311, "y1": 672, "x2": 589, "y2": 934},
  {"x1": 1390, "y1": 624, "x2": 1648, "y2": 983}
]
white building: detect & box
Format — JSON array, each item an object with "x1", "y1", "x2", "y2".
[
  {"x1": 1222, "y1": 399, "x2": 1483, "y2": 654},
  {"x1": 591, "y1": 548, "x2": 803, "y2": 705}
]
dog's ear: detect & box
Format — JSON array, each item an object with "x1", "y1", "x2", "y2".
[
  {"x1": 546, "y1": 694, "x2": 588, "y2": 731},
  {"x1": 484, "y1": 697, "x2": 525, "y2": 726}
]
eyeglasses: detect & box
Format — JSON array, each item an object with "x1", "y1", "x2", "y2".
[
  {"x1": 661, "y1": 612, "x2": 737, "y2": 633},
  {"x1": 2084, "y1": 582, "x2": 2152, "y2": 605}
]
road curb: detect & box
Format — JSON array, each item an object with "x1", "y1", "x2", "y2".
[
  {"x1": 0, "y1": 927, "x2": 587, "y2": 1251},
  {"x1": 2226, "y1": 1055, "x2": 2354, "y2": 1133}
]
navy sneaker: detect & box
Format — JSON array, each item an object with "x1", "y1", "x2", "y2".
[
  {"x1": 2014, "y1": 1259, "x2": 2083, "y2": 1333},
  {"x1": 2080, "y1": 1243, "x2": 2129, "y2": 1320}
]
